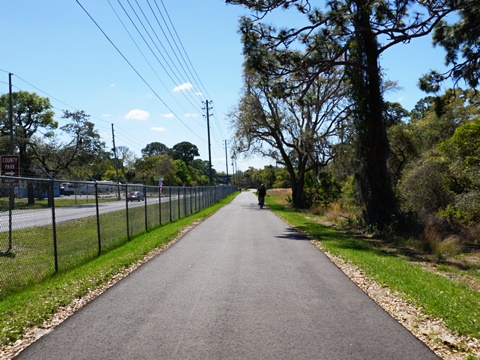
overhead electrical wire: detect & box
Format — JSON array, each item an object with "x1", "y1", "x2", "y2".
[
  {"x1": 75, "y1": 0, "x2": 205, "y2": 144},
  {"x1": 158, "y1": 0, "x2": 211, "y2": 100},
  {"x1": 151, "y1": 0, "x2": 229, "y2": 142},
  {"x1": 106, "y1": 0, "x2": 190, "y2": 116},
  {"x1": 4, "y1": 2, "x2": 230, "y2": 160},
  {"x1": 115, "y1": 0, "x2": 201, "y2": 110},
  {"x1": 79, "y1": 0, "x2": 228, "y2": 150},
  {"x1": 2, "y1": 70, "x2": 151, "y2": 155},
  {"x1": 129, "y1": 0, "x2": 202, "y2": 108}
]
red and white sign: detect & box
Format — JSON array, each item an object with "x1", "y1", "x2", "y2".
[{"x1": 1, "y1": 155, "x2": 20, "y2": 186}]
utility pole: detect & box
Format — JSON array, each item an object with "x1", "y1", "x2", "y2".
[
  {"x1": 8, "y1": 73, "x2": 13, "y2": 155},
  {"x1": 204, "y1": 100, "x2": 213, "y2": 185},
  {"x1": 225, "y1": 140, "x2": 228, "y2": 179},
  {"x1": 111, "y1": 124, "x2": 121, "y2": 199},
  {"x1": 7, "y1": 73, "x2": 14, "y2": 253}
]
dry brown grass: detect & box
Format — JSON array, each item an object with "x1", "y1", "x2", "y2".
[
  {"x1": 325, "y1": 202, "x2": 341, "y2": 222},
  {"x1": 423, "y1": 223, "x2": 464, "y2": 261},
  {"x1": 267, "y1": 188, "x2": 292, "y2": 205}
]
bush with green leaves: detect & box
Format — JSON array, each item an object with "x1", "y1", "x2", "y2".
[
  {"x1": 436, "y1": 117, "x2": 480, "y2": 225},
  {"x1": 399, "y1": 156, "x2": 454, "y2": 220},
  {"x1": 398, "y1": 117, "x2": 480, "y2": 227},
  {"x1": 303, "y1": 171, "x2": 342, "y2": 208}
]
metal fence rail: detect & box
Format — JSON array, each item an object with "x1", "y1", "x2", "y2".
[{"x1": 0, "y1": 176, "x2": 237, "y2": 299}]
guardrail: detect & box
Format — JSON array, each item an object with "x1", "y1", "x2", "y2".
[{"x1": 0, "y1": 176, "x2": 237, "y2": 299}]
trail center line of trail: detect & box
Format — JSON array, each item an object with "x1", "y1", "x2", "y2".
[{"x1": 15, "y1": 191, "x2": 438, "y2": 360}]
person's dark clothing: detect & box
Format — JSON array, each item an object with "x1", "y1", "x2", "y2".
[{"x1": 257, "y1": 186, "x2": 266, "y2": 198}]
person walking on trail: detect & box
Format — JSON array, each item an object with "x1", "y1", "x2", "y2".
[{"x1": 257, "y1": 183, "x2": 266, "y2": 205}]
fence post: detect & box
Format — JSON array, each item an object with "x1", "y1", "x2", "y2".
[
  {"x1": 159, "y1": 186, "x2": 162, "y2": 226},
  {"x1": 183, "y1": 186, "x2": 187, "y2": 217},
  {"x1": 169, "y1": 186, "x2": 172, "y2": 223},
  {"x1": 125, "y1": 184, "x2": 130, "y2": 240},
  {"x1": 94, "y1": 181, "x2": 101, "y2": 256},
  {"x1": 190, "y1": 187, "x2": 192, "y2": 215},
  {"x1": 194, "y1": 187, "x2": 197, "y2": 212},
  {"x1": 177, "y1": 187, "x2": 181, "y2": 219},
  {"x1": 50, "y1": 179, "x2": 58, "y2": 273},
  {"x1": 7, "y1": 183, "x2": 14, "y2": 253},
  {"x1": 144, "y1": 185, "x2": 148, "y2": 232}
]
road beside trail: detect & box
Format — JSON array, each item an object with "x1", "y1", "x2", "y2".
[{"x1": 16, "y1": 191, "x2": 438, "y2": 360}]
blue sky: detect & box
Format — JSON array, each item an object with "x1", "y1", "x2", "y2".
[{"x1": 0, "y1": 1, "x2": 455, "y2": 174}]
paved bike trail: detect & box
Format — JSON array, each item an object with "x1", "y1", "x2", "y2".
[{"x1": 16, "y1": 191, "x2": 438, "y2": 359}]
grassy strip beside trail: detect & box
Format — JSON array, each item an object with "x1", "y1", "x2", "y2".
[
  {"x1": 0, "y1": 193, "x2": 238, "y2": 348},
  {"x1": 265, "y1": 196, "x2": 480, "y2": 340}
]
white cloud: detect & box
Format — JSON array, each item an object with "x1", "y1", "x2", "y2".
[
  {"x1": 162, "y1": 113, "x2": 175, "y2": 119},
  {"x1": 124, "y1": 109, "x2": 150, "y2": 121},
  {"x1": 110, "y1": 83, "x2": 116, "y2": 88},
  {"x1": 101, "y1": 114, "x2": 111, "y2": 118},
  {"x1": 151, "y1": 127, "x2": 166, "y2": 132},
  {"x1": 173, "y1": 82, "x2": 193, "y2": 92},
  {"x1": 397, "y1": 96, "x2": 405, "y2": 102},
  {"x1": 184, "y1": 113, "x2": 198, "y2": 118},
  {"x1": 194, "y1": 92, "x2": 203, "y2": 97}
]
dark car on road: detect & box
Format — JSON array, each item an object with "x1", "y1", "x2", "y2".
[{"x1": 127, "y1": 191, "x2": 145, "y2": 202}]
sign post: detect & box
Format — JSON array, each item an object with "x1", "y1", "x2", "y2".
[{"x1": 1, "y1": 155, "x2": 19, "y2": 253}]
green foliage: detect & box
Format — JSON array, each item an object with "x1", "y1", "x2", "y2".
[
  {"x1": 141, "y1": 142, "x2": 169, "y2": 157},
  {"x1": 431, "y1": 2, "x2": 480, "y2": 89},
  {"x1": 273, "y1": 168, "x2": 290, "y2": 188},
  {"x1": 0, "y1": 91, "x2": 56, "y2": 176},
  {"x1": 383, "y1": 101, "x2": 410, "y2": 127},
  {"x1": 387, "y1": 91, "x2": 480, "y2": 229},
  {"x1": 337, "y1": 175, "x2": 359, "y2": 210},
  {"x1": 174, "y1": 159, "x2": 191, "y2": 185},
  {"x1": 399, "y1": 157, "x2": 454, "y2": 220},
  {"x1": 30, "y1": 110, "x2": 106, "y2": 178},
  {"x1": 171, "y1": 141, "x2": 199, "y2": 165},
  {"x1": 440, "y1": 116, "x2": 480, "y2": 168},
  {"x1": 387, "y1": 121, "x2": 417, "y2": 183},
  {"x1": 304, "y1": 171, "x2": 341, "y2": 207}
]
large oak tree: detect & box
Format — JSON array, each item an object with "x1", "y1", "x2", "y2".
[{"x1": 230, "y1": 67, "x2": 351, "y2": 208}]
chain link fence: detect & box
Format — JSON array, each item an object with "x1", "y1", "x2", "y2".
[{"x1": 0, "y1": 176, "x2": 237, "y2": 299}]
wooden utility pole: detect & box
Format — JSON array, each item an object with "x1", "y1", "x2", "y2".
[
  {"x1": 205, "y1": 100, "x2": 213, "y2": 185},
  {"x1": 225, "y1": 140, "x2": 228, "y2": 177},
  {"x1": 111, "y1": 124, "x2": 121, "y2": 199}
]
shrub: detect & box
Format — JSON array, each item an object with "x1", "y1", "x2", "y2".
[
  {"x1": 422, "y1": 219, "x2": 463, "y2": 260},
  {"x1": 438, "y1": 192, "x2": 480, "y2": 226},
  {"x1": 433, "y1": 235, "x2": 464, "y2": 261},
  {"x1": 399, "y1": 157, "x2": 453, "y2": 221}
]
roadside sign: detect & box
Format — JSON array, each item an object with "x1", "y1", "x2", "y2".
[{"x1": 1, "y1": 155, "x2": 20, "y2": 186}]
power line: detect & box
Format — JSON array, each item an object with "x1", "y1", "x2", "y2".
[
  {"x1": 106, "y1": 0, "x2": 192, "y2": 116},
  {"x1": 1, "y1": 70, "x2": 155, "y2": 155},
  {"x1": 158, "y1": 0, "x2": 212, "y2": 100},
  {"x1": 75, "y1": 0, "x2": 205, "y2": 143}
]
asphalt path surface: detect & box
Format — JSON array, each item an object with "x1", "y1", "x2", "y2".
[{"x1": 15, "y1": 191, "x2": 438, "y2": 359}]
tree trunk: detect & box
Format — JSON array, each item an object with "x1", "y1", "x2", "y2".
[
  {"x1": 289, "y1": 166, "x2": 307, "y2": 209},
  {"x1": 351, "y1": 1, "x2": 397, "y2": 229}
]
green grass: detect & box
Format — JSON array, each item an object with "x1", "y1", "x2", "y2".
[
  {"x1": 0, "y1": 198, "x2": 192, "y2": 298},
  {"x1": 0, "y1": 193, "x2": 237, "y2": 348},
  {"x1": 265, "y1": 196, "x2": 480, "y2": 340}
]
